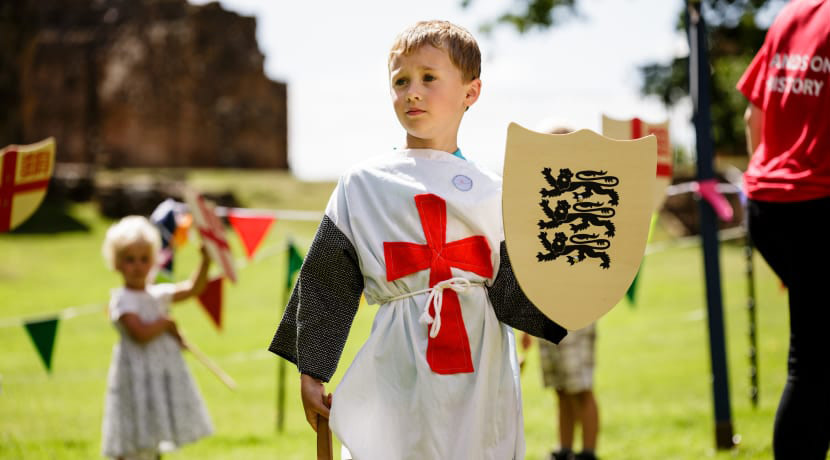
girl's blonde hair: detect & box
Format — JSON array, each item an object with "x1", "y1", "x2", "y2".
[
  {"x1": 102, "y1": 215, "x2": 161, "y2": 270},
  {"x1": 389, "y1": 20, "x2": 481, "y2": 82}
]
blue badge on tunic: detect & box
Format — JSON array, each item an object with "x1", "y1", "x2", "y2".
[{"x1": 452, "y1": 174, "x2": 473, "y2": 191}]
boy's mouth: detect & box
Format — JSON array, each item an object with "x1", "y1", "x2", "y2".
[{"x1": 406, "y1": 109, "x2": 425, "y2": 116}]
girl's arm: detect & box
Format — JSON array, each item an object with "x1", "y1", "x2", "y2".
[
  {"x1": 172, "y1": 246, "x2": 212, "y2": 303},
  {"x1": 119, "y1": 313, "x2": 178, "y2": 344}
]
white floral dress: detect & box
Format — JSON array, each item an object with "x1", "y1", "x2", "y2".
[{"x1": 101, "y1": 284, "x2": 213, "y2": 459}]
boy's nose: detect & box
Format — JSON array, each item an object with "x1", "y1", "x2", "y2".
[{"x1": 406, "y1": 91, "x2": 421, "y2": 102}]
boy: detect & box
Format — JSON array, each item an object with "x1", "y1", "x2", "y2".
[
  {"x1": 269, "y1": 20, "x2": 566, "y2": 459},
  {"x1": 527, "y1": 324, "x2": 599, "y2": 460},
  {"x1": 737, "y1": 0, "x2": 830, "y2": 456}
]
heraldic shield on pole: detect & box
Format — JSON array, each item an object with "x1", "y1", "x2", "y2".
[
  {"x1": 184, "y1": 188, "x2": 238, "y2": 284},
  {"x1": 503, "y1": 123, "x2": 656, "y2": 330},
  {"x1": 0, "y1": 138, "x2": 56, "y2": 233},
  {"x1": 602, "y1": 114, "x2": 673, "y2": 212}
]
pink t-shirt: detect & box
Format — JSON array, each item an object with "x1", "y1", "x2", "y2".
[{"x1": 737, "y1": 0, "x2": 830, "y2": 202}]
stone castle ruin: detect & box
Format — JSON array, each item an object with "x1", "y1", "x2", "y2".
[{"x1": 2, "y1": 0, "x2": 288, "y2": 169}]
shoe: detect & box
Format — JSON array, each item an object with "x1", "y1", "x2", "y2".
[
  {"x1": 549, "y1": 449, "x2": 574, "y2": 460},
  {"x1": 574, "y1": 452, "x2": 598, "y2": 460}
]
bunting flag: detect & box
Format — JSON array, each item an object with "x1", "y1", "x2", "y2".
[
  {"x1": 197, "y1": 277, "x2": 224, "y2": 330},
  {"x1": 286, "y1": 241, "x2": 304, "y2": 290},
  {"x1": 0, "y1": 138, "x2": 55, "y2": 232},
  {"x1": 172, "y1": 213, "x2": 192, "y2": 248},
  {"x1": 278, "y1": 240, "x2": 305, "y2": 432},
  {"x1": 228, "y1": 211, "x2": 276, "y2": 260},
  {"x1": 625, "y1": 213, "x2": 659, "y2": 306},
  {"x1": 24, "y1": 317, "x2": 59, "y2": 372},
  {"x1": 625, "y1": 269, "x2": 640, "y2": 305}
]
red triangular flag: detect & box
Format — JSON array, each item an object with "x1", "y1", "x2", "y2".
[
  {"x1": 227, "y1": 211, "x2": 275, "y2": 260},
  {"x1": 197, "y1": 277, "x2": 223, "y2": 330}
]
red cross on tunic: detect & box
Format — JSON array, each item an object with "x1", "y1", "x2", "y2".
[
  {"x1": 383, "y1": 193, "x2": 493, "y2": 374},
  {"x1": 1, "y1": 150, "x2": 51, "y2": 232}
]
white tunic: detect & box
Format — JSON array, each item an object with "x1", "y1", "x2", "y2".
[{"x1": 327, "y1": 149, "x2": 524, "y2": 460}]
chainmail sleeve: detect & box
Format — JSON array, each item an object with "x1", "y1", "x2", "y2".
[
  {"x1": 488, "y1": 241, "x2": 567, "y2": 344},
  {"x1": 268, "y1": 215, "x2": 364, "y2": 382}
]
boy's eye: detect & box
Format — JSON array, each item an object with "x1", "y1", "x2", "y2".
[
  {"x1": 423, "y1": 74, "x2": 435, "y2": 82},
  {"x1": 394, "y1": 78, "x2": 407, "y2": 87}
]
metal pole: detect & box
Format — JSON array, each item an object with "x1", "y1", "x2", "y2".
[
  {"x1": 277, "y1": 354, "x2": 287, "y2": 431},
  {"x1": 745, "y1": 235, "x2": 759, "y2": 408},
  {"x1": 276, "y1": 243, "x2": 291, "y2": 432},
  {"x1": 687, "y1": 0, "x2": 735, "y2": 449}
]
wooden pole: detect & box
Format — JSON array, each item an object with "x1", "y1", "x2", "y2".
[
  {"x1": 317, "y1": 414, "x2": 333, "y2": 460},
  {"x1": 183, "y1": 338, "x2": 237, "y2": 391}
]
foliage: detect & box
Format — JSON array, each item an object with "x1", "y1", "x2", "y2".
[
  {"x1": 464, "y1": 0, "x2": 789, "y2": 156},
  {"x1": 462, "y1": 0, "x2": 578, "y2": 34}
]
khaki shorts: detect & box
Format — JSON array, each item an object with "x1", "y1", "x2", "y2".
[{"x1": 538, "y1": 323, "x2": 596, "y2": 393}]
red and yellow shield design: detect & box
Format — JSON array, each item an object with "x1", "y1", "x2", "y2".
[
  {"x1": 503, "y1": 123, "x2": 655, "y2": 329},
  {"x1": 0, "y1": 138, "x2": 55, "y2": 232},
  {"x1": 602, "y1": 115, "x2": 672, "y2": 211}
]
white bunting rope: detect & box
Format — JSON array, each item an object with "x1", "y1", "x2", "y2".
[
  {"x1": 2, "y1": 178, "x2": 746, "y2": 330},
  {"x1": 0, "y1": 303, "x2": 105, "y2": 329},
  {"x1": 0, "y1": 238, "x2": 289, "y2": 330},
  {"x1": 168, "y1": 200, "x2": 323, "y2": 222}
]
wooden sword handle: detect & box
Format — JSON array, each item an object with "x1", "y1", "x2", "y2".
[{"x1": 317, "y1": 414, "x2": 333, "y2": 460}]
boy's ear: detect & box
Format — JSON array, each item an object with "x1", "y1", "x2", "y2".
[{"x1": 464, "y1": 78, "x2": 482, "y2": 110}]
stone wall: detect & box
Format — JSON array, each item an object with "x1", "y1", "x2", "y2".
[{"x1": 5, "y1": 0, "x2": 287, "y2": 169}]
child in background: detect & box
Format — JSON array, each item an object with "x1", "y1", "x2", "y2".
[
  {"x1": 100, "y1": 215, "x2": 213, "y2": 460},
  {"x1": 269, "y1": 20, "x2": 567, "y2": 459},
  {"x1": 524, "y1": 125, "x2": 600, "y2": 460},
  {"x1": 525, "y1": 324, "x2": 599, "y2": 460}
]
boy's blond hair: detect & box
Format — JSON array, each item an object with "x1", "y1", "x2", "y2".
[
  {"x1": 389, "y1": 20, "x2": 481, "y2": 82},
  {"x1": 102, "y1": 215, "x2": 161, "y2": 270}
]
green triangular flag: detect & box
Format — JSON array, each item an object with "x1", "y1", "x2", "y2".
[
  {"x1": 24, "y1": 317, "x2": 59, "y2": 372},
  {"x1": 626, "y1": 269, "x2": 640, "y2": 305},
  {"x1": 626, "y1": 213, "x2": 659, "y2": 307},
  {"x1": 286, "y1": 241, "x2": 304, "y2": 290}
]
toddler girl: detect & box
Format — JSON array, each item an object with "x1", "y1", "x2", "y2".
[{"x1": 100, "y1": 215, "x2": 213, "y2": 460}]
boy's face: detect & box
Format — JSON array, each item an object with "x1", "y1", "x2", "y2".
[
  {"x1": 115, "y1": 241, "x2": 155, "y2": 290},
  {"x1": 389, "y1": 45, "x2": 480, "y2": 151}
]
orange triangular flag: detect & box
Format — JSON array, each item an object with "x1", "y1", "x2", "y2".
[
  {"x1": 197, "y1": 277, "x2": 223, "y2": 330},
  {"x1": 227, "y1": 211, "x2": 275, "y2": 260}
]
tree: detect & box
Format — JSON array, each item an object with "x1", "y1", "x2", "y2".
[
  {"x1": 461, "y1": 0, "x2": 577, "y2": 33},
  {"x1": 464, "y1": 0, "x2": 785, "y2": 156}
]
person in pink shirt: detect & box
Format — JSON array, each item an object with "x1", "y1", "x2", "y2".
[{"x1": 737, "y1": 1, "x2": 830, "y2": 457}]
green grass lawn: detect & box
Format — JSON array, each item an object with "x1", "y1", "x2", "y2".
[{"x1": 0, "y1": 171, "x2": 789, "y2": 459}]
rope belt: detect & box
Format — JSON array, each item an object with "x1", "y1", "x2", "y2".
[{"x1": 381, "y1": 277, "x2": 484, "y2": 338}]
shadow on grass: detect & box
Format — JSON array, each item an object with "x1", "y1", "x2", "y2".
[{"x1": 10, "y1": 199, "x2": 90, "y2": 234}]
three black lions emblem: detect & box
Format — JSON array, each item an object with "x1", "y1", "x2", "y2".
[{"x1": 537, "y1": 168, "x2": 619, "y2": 268}]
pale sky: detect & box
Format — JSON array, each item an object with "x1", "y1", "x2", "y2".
[{"x1": 190, "y1": 0, "x2": 694, "y2": 180}]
